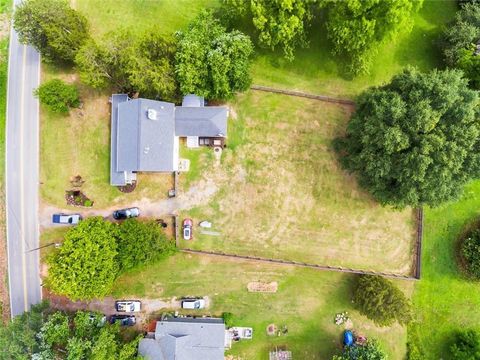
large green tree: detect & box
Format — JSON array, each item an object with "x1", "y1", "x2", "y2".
[
  {"x1": 441, "y1": 3, "x2": 480, "y2": 88},
  {"x1": 338, "y1": 68, "x2": 480, "y2": 208},
  {"x1": 326, "y1": 0, "x2": 421, "y2": 75},
  {"x1": 117, "y1": 219, "x2": 176, "y2": 271},
  {"x1": 332, "y1": 339, "x2": 386, "y2": 360},
  {"x1": 222, "y1": 0, "x2": 313, "y2": 60},
  {"x1": 46, "y1": 217, "x2": 119, "y2": 300},
  {"x1": 175, "y1": 10, "x2": 253, "y2": 100},
  {"x1": 353, "y1": 275, "x2": 412, "y2": 327},
  {"x1": 34, "y1": 79, "x2": 80, "y2": 114},
  {"x1": 13, "y1": 0, "x2": 89, "y2": 63},
  {"x1": 450, "y1": 329, "x2": 480, "y2": 360}
]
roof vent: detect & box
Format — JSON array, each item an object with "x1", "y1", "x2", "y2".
[{"x1": 147, "y1": 108, "x2": 158, "y2": 120}]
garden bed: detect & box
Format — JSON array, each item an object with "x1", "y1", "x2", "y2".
[{"x1": 65, "y1": 190, "x2": 93, "y2": 207}]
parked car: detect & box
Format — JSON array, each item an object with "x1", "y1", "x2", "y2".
[
  {"x1": 52, "y1": 213, "x2": 82, "y2": 225},
  {"x1": 112, "y1": 207, "x2": 140, "y2": 220},
  {"x1": 109, "y1": 315, "x2": 136, "y2": 326},
  {"x1": 183, "y1": 218, "x2": 193, "y2": 240},
  {"x1": 115, "y1": 300, "x2": 141, "y2": 312},
  {"x1": 181, "y1": 298, "x2": 205, "y2": 309}
]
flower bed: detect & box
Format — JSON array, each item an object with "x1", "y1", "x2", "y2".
[{"x1": 65, "y1": 190, "x2": 94, "y2": 207}]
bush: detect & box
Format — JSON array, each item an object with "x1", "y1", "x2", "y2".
[
  {"x1": 116, "y1": 219, "x2": 176, "y2": 271},
  {"x1": 83, "y1": 199, "x2": 93, "y2": 207},
  {"x1": 34, "y1": 79, "x2": 80, "y2": 114},
  {"x1": 353, "y1": 275, "x2": 412, "y2": 327},
  {"x1": 222, "y1": 312, "x2": 234, "y2": 328},
  {"x1": 461, "y1": 228, "x2": 480, "y2": 278},
  {"x1": 450, "y1": 329, "x2": 480, "y2": 359},
  {"x1": 333, "y1": 339, "x2": 387, "y2": 360}
]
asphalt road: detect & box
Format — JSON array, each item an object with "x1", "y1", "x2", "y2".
[{"x1": 6, "y1": 1, "x2": 41, "y2": 317}]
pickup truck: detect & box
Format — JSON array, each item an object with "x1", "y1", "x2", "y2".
[{"x1": 52, "y1": 214, "x2": 82, "y2": 225}]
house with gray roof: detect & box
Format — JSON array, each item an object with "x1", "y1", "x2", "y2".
[
  {"x1": 138, "y1": 317, "x2": 227, "y2": 360},
  {"x1": 110, "y1": 94, "x2": 228, "y2": 186}
]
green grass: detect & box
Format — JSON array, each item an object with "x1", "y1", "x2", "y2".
[
  {"x1": 114, "y1": 252, "x2": 411, "y2": 360},
  {"x1": 180, "y1": 92, "x2": 416, "y2": 274},
  {"x1": 251, "y1": 0, "x2": 457, "y2": 98},
  {"x1": 408, "y1": 180, "x2": 480, "y2": 358}
]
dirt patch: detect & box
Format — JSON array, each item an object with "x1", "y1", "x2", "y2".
[
  {"x1": 247, "y1": 281, "x2": 278, "y2": 293},
  {"x1": 117, "y1": 181, "x2": 137, "y2": 193}
]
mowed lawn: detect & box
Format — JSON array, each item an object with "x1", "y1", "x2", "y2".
[
  {"x1": 179, "y1": 92, "x2": 416, "y2": 274},
  {"x1": 408, "y1": 180, "x2": 480, "y2": 358},
  {"x1": 114, "y1": 252, "x2": 412, "y2": 360}
]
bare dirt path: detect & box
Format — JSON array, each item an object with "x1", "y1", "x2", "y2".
[{"x1": 39, "y1": 177, "x2": 218, "y2": 229}]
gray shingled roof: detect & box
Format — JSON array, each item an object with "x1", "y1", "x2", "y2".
[
  {"x1": 138, "y1": 318, "x2": 225, "y2": 360},
  {"x1": 175, "y1": 107, "x2": 228, "y2": 137},
  {"x1": 110, "y1": 94, "x2": 130, "y2": 186},
  {"x1": 116, "y1": 99, "x2": 176, "y2": 172}
]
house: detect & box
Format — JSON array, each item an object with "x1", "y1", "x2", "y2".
[
  {"x1": 110, "y1": 94, "x2": 228, "y2": 186},
  {"x1": 138, "y1": 317, "x2": 227, "y2": 360}
]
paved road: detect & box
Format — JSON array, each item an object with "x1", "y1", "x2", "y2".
[{"x1": 6, "y1": 1, "x2": 41, "y2": 317}]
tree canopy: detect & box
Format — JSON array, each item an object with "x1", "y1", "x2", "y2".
[
  {"x1": 332, "y1": 339, "x2": 387, "y2": 360},
  {"x1": 46, "y1": 217, "x2": 119, "y2": 300},
  {"x1": 337, "y1": 67, "x2": 480, "y2": 208},
  {"x1": 34, "y1": 79, "x2": 80, "y2": 114},
  {"x1": 326, "y1": 0, "x2": 421, "y2": 75},
  {"x1": 116, "y1": 219, "x2": 176, "y2": 271},
  {"x1": 175, "y1": 11, "x2": 253, "y2": 100},
  {"x1": 353, "y1": 275, "x2": 412, "y2": 327},
  {"x1": 442, "y1": 3, "x2": 480, "y2": 88},
  {"x1": 450, "y1": 329, "x2": 480, "y2": 360},
  {"x1": 14, "y1": 0, "x2": 89, "y2": 63}
]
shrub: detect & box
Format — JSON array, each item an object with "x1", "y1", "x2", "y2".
[
  {"x1": 332, "y1": 339, "x2": 387, "y2": 360},
  {"x1": 461, "y1": 228, "x2": 480, "y2": 278},
  {"x1": 222, "y1": 312, "x2": 234, "y2": 328},
  {"x1": 353, "y1": 275, "x2": 412, "y2": 327},
  {"x1": 450, "y1": 329, "x2": 480, "y2": 359},
  {"x1": 34, "y1": 79, "x2": 80, "y2": 114},
  {"x1": 83, "y1": 200, "x2": 93, "y2": 207}
]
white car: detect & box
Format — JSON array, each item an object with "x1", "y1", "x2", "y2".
[
  {"x1": 115, "y1": 300, "x2": 141, "y2": 312},
  {"x1": 181, "y1": 298, "x2": 206, "y2": 309}
]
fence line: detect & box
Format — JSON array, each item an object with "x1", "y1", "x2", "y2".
[
  {"x1": 180, "y1": 248, "x2": 419, "y2": 281},
  {"x1": 250, "y1": 84, "x2": 356, "y2": 106},
  {"x1": 414, "y1": 207, "x2": 424, "y2": 279}
]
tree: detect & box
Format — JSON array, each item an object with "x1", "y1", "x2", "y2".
[
  {"x1": 450, "y1": 330, "x2": 480, "y2": 360},
  {"x1": 175, "y1": 10, "x2": 253, "y2": 100},
  {"x1": 13, "y1": 0, "x2": 89, "y2": 63},
  {"x1": 222, "y1": 0, "x2": 314, "y2": 61},
  {"x1": 128, "y1": 30, "x2": 178, "y2": 101},
  {"x1": 332, "y1": 339, "x2": 387, "y2": 360},
  {"x1": 116, "y1": 219, "x2": 176, "y2": 271},
  {"x1": 352, "y1": 275, "x2": 412, "y2": 327},
  {"x1": 38, "y1": 312, "x2": 70, "y2": 349},
  {"x1": 461, "y1": 228, "x2": 480, "y2": 278},
  {"x1": 75, "y1": 31, "x2": 133, "y2": 91},
  {"x1": 34, "y1": 79, "x2": 80, "y2": 114},
  {"x1": 0, "y1": 302, "x2": 48, "y2": 360},
  {"x1": 326, "y1": 0, "x2": 421, "y2": 75},
  {"x1": 46, "y1": 217, "x2": 119, "y2": 300},
  {"x1": 337, "y1": 67, "x2": 480, "y2": 208}
]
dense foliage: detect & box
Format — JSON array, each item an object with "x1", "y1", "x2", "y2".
[
  {"x1": 332, "y1": 339, "x2": 386, "y2": 360},
  {"x1": 175, "y1": 11, "x2": 253, "y2": 100},
  {"x1": 47, "y1": 217, "x2": 119, "y2": 300},
  {"x1": 442, "y1": 3, "x2": 480, "y2": 88},
  {"x1": 34, "y1": 79, "x2": 80, "y2": 114},
  {"x1": 461, "y1": 227, "x2": 480, "y2": 278},
  {"x1": 117, "y1": 219, "x2": 176, "y2": 271},
  {"x1": 326, "y1": 0, "x2": 421, "y2": 75},
  {"x1": 450, "y1": 329, "x2": 480, "y2": 360},
  {"x1": 353, "y1": 275, "x2": 412, "y2": 326},
  {"x1": 76, "y1": 29, "x2": 178, "y2": 100},
  {"x1": 222, "y1": 0, "x2": 314, "y2": 60},
  {"x1": 13, "y1": 0, "x2": 89, "y2": 63},
  {"x1": 0, "y1": 305, "x2": 142, "y2": 360},
  {"x1": 337, "y1": 68, "x2": 480, "y2": 208},
  {"x1": 47, "y1": 217, "x2": 175, "y2": 300}
]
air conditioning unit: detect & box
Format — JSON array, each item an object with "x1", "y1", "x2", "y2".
[{"x1": 147, "y1": 108, "x2": 157, "y2": 120}]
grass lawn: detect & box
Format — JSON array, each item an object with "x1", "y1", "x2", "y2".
[
  {"x1": 251, "y1": 0, "x2": 457, "y2": 98},
  {"x1": 114, "y1": 252, "x2": 412, "y2": 360},
  {"x1": 408, "y1": 180, "x2": 480, "y2": 358},
  {"x1": 179, "y1": 91, "x2": 416, "y2": 274}
]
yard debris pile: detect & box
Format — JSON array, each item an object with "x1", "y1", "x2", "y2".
[{"x1": 247, "y1": 281, "x2": 278, "y2": 293}]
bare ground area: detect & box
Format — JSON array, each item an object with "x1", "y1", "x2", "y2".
[{"x1": 180, "y1": 92, "x2": 416, "y2": 275}]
